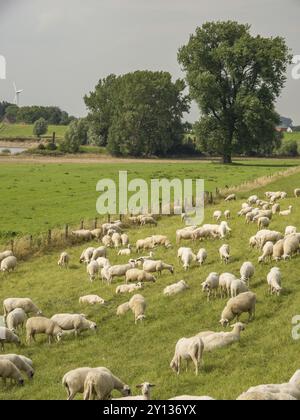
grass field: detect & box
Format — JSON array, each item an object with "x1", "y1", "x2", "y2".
[
  {"x1": 283, "y1": 132, "x2": 300, "y2": 148},
  {"x1": 0, "y1": 168, "x2": 300, "y2": 400},
  {"x1": 0, "y1": 123, "x2": 68, "y2": 139},
  {"x1": 0, "y1": 159, "x2": 299, "y2": 237}
]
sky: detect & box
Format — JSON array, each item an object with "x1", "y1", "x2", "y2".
[{"x1": 0, "y1": 0, "x2": 299, "y2": 123}]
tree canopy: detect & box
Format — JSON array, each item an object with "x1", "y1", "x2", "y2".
[{"x1": 33, "y1": 118, "x2": 48, "y2": 138}]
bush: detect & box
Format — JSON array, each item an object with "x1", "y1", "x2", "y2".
[
  {"x1": 33, "y1": 118, "x2": 48, "y2": 139},
  {"x1": 279, "y1": 140, "x2": 299, "y2": 157},
  {"x1": 45, "y1": 142, "x2": 57, "y2": 151},
  {"x1": 59, "y1": 119, "x2": 88, "y2": 153}
]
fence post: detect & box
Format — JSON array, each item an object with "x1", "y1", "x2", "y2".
[
  {"x1": 107, "y1": 214, "x2": 111, "y2": 223},
  {"x1": 65, "y1": 224, "x2": 69, "y2": 239},
  {"x1": 119, "y1": 214, "x2": 123, "y2": 222},
  {"x1": 80, "y1": 220, "x2": 84, "y2": 230},
  {"x1": 10, "y1": 239, "x2": 14, "y2": 253},
  {"x1": 47, "y1": 229, "x2": 52, "y2": 245},
  {"x1": 209, "y1": 192, "x2": 213, "y2": 204},
  {"x1": 94, "y1": 218, "x2": 98, "y2": 229},
  {"x1": 29, "y1": 235, "x2": 33, "y2": 249}
]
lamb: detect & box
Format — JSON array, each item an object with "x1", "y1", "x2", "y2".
[
  {"x1": 26, "y1": 317, "x2": 63, "y2": 344},
  {"x1": 121, "y1": 234, "x2": 129, "y2": 247},
  {"x1": 0, "y1": 359, "x2": 24, "y2": 386},
  {"x1": 113, "y1": 382, "x2": 155, "y2": 400},
  {"x1": 136, "y1": 237, "x2": 155, "y2": 252},
  {"x1": 201, "y1": 273, "x2": 219, "y2": 301},
  {"x1": 128, "y1": 294, "x2": 147, "y2": 324},
  {"x1": 196, "y1": 248, "x2": 207, "y2": 265},
  {"x1": 86, "y1": 261, "x2": 99, "y2": 282},
  {"x1": 257, "y1": 216, "x2": 270, "y2": 229},
  {"x1": 91, "y1": 246, "x2": 107, "y2": 260},
  {"x1": 140, "y1": 216, "x2": 157, "y2": 226},
  {"x1": 102, "y1": 235, "x2": 113, "y2": 247},
  {"x1": 125, "y1": 269, "x2": 156, "y2": 284},
  {"x1": 58, "y1": 252, "x2": 70, "y2": 268},
  {"x1": 116, "y1": 282, "x2": 143, "y2": 294},
  {"x1": 71, "y1": 230, "x2": 92, "y2": 241},
  {"x1": 230, "y1": 279, "x2": 249, "y2": 298},
  {"x1": 219, "y1": 273, "x2": 237, "y2": 298},
  {"x1": 83, "y1": 368, "x2": 131, "y2": 400},
  {"x1": 283, "y1": 235, "x2": 300, "y2": 260},
  {"x1": 258, "y1": 242, "x2": 274, "y2": 263},
  {"x1": 177, "y1": 247, "x2": 196, "y2": 271},
  {"x1": 219, "y1": 244, "x2": 230, "y2": 264},
  {"x1": 240, "y1": 262, "x2": 255, "y2": 285},
  {"x1": 164, "y1": 280, "x2": 189, "y2": 296},
  {"x1": 294, "y1": 188, "x2": 300, "y2": 198},
  {"x1": 170, "y1": 335, "x2": 204, "y2": 376},
  {"x1": 267, "y1": 267, "x2": 282, "y2": 296},
  {"x1": 197, "y1": 322, "x2": 245, "y2": 351},
  {"x1": 0, "y1": 250, "x2": 13, "y2": 262},
  {"x1": 0, "y1": 327, "x2": 20, "y2": 351},
  {"x1": 142, "y1": 260, "x2": 174, "y2": 275},
  {"x1": 79, "y1": 247, "x2": 95, "y2": 264},
  {"x1": 51, "y1": 314, "x2": 97, "y2": 336},
  {"x1": 111, "y1": 232, "x2": 122, "y2": 248},
  {"x1": 213, "y1": 210, "x2": 222, "y2": 221},
  {"x1": 107, "y1": 261, "x2": 136, "y2": 284},
  {"x1": 6, "y1": 308, "x2": 27, "y2": 332},
  {"x1": 220, "y1": 292, "x2": 256, "y2": 327},
  {"x1": 3, "y1": 298, "x2": 42, "y2": 318},
  {"x1": 90, "y1": 228, "x2": 102, "y2": 240},
  {"x1": 1, "y1": 256, "x2": 17, "y2": 272},
  {"x1": 118, "y1": 247, "x2": 132, "y2": 256},
  {"x1": 116, "y1": 302, "x2": 130, "y2": 316},
  {"x1": 0, "y1": 354, "x2": 34, "y2": 379},
  {"x1": 79, "y1": 295, "x2": 105, "y2": 305},
  {"x1": 225, "y1": 194, "x2": 236, "y2": 201},
  {"x1": 273, "y1": 239, "x2": 285, "y2": 261},
  {"x1": 285, "y1": 226, "x2": 297, "y2": 236},
  {"x1": 279, "y1": 205, "x2": 293, "y2": 216}
]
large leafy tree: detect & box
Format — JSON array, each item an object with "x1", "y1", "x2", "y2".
[
  {"x1": 84, "y1": 71, "x2": 190, "y2": 156},
  {"x1": 178, "y1": 21, "x2": 291, "y2": 163}
]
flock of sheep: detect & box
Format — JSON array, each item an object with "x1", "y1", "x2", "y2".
[{"x1": 1, "y1": 187, "x2": 300, "y2": 400}]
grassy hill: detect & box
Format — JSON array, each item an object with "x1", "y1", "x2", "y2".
[{"x1": 0, "y1": 123, "x2": 68, "y2": 140}]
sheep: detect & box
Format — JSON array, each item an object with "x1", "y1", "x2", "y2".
[
  {"x1": 285, "y1": 226, "x2": 297, "y2": 236},
  {"x1": 96, "y1": 257, "x2": 110, "y2": 269},
  {"x1": 79, "y1": 247, "x2": 95, "y2": 264},
  {"x1": 196, "y1": 248, "x2": 207, "y2": 265},
  {"x1": 142, "y1": 260, "x2": 174, "y2": 275},
  {"x1": 0, "y1": 250, "x2": 13, "y2": 262},
  {"x1": 0, "y1": 359, "x2": 24, "y2": 386},
  {"x1": 213, "y1": 210, "x2": 222, "y2": 222},
  {"x1": 240, "y1": 262, "x2": 255, "y2": 285},
  {"x1": 118, "y1": 247, "x2": 132, "y2": 256},
  {"x1": 219, "y1": 244, "x2": 230, "y2": 264},
  {"x1": 220, "y1": 291, "x2": 256, "y2": 327},
  {"x1": 219, "y1": 273, "x2": 237, "y2": 298},
  {"x1": 238, "y1": 206, "x2": 252, "y2": 217},
  {"x1": 79, "y1": 295, "x2": 105, "y2": 305},
  {"x1": 58, "y1": 252, "x2": 70, "y2": 268},
  {"x1": 197, "y1": 322, "x2": 245, "y2": 351},
  {"x1": 1, "y1": 256, "x2": 17, "y2": 272},
  {"x1": 102, "y1": 222, "x2": 122, "y2": 235},
  {"x1": 107, "y1": 261, "x2": 136, "y2": 284},
  {"x1": 111, "y1": 232, "x2": 122, "y2": 248},
  {"x1": 279, "y1": 206, "x2": 293, "y2": 216},
  {"x1": 177, "y1": 247, "x2": 196, "y2": 271},
  {"x1": 100, "y1": 266, "x2": 111, "y2": 284},
  {"x1": 176, "y1": 228, "x2": 196, "y2": 243},
  {"x1": 258, "y1": 242, "x2": 274, "y2": 263},
  {"x1": 136, "y1": 237, "x2": 155, "y2": 252},
  {"x1": 151, "y1": 235, "x2": 172, "y2": 248},
  {"x1": 267, "y1": 267, "x2": 282, "y2": 296},
  {"x1": 191, "y1": 226, "x2": 217, "y2": 241},
  {"x1": 169, "y1": 395, "x2": 214, "y2": 400},
  {"x1": 129, "y1": 294, "x2": 147, "y2": 324},
  {"x1": 114, "y1": 382, "x2": 155, "y2": 400},
  {"x1": 91, "y1": 246, "x2": 107, "y2": 260},
  {"x1": 257, "y1": 216, "x2": 270, "y2": 229},
  {"x1": 0, "y1": 327, "x2": 20, "y2": 351},
  {"x1": 170, "y1": 335, "x2": 204, "y2": 376},
  {"x1": 116, "y1": 282, "x2": 143, "y2": 294},
  {"x1": 273, "y1": 239, "x2": 285, "y2": 261},
  {"x1": 237, "y1": 392, "x2": 297, "y2": 400},
  {"x1": 6, "y1": 308, "x2": 27, "y2": 332},
  {"x1": 3, "y1": 298, "x2": 42, "y2": 318},
  {"x1": 294, "y1": 188, "x2": 300, "y2": 198},
  {"x1": 90, "y1": 228, "x2": 102, "y2": 240},
  {"x1": 283, "y1": 235, "x2": 300, "y2": 260},
  {"x1": 245, "y1": 212, "x2": 255, "y2": 224},
  {"x1": 230, "y1": 279, "x2": 249, "y2": 298},
  {"x1": 201, "y1": 273, "x2": 219, "y2": 301},
  {"x1": 102, "y1": 235, "x2": 113, "y2": 247},
  {"x1": 225, "y1": 194, "x2": 236, "y2": 201},
  {"x1": 116, "y1": 302, "x2": 130, "y2": 316},
  {"x1": 0, "y1": 354, "x2": 34, "y2": 379},
  {"x1": 224, "y1": 210, "x2": 231, "y2": 220},
  {"x1": 140, "y1": 216, "x2": 157, "y2": 226},
  {"x1": 255, "y1": 230, "x2": 283, "y2": 249},
  {"x1": 86, "y1": 260, "x2": 99, "y2": 282},
  {"x1": 71, "y1": 230, "x2": 92, "y2": 241},
  {"x1": 26, "y1": 317, "x2": 63, "y2": 344},
  {"x1": 125, "y1": 269, "x2": 156, "y2": 284},
  {"x1": 51, "y1": 314, "x2": 97, "y2": 337},
  {"x1": 18, "y1": 355, "x2": 33, "y2": 368},
  {"x1": 83, "y1": 368, "x2": 131, "y2": 400},
  {"x1": 218, "y1": 221, "x2": 232, "y2": 239},
  {"x1": 164, "y1": 280, "x2": 189, "y2": 297},
  {"x1": 272, "y1": 203, "x2": 281, "y2": 214}
]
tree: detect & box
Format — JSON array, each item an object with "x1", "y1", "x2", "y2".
[
  {"x1": 59, "y1": 119, "x2": 88, "y2": 153},
  {"x1": 33, "y1": 118, "x2": 48, "y2": 139},
  {"x1": 0, "y1": 102, "x2": 13, "y2": 121},
  {"x1": 4, "y1": 105, "x2": 18, "y2": 123},
  {"x1": 178, "y1": 21, "x2": 291, "y2": 163}
]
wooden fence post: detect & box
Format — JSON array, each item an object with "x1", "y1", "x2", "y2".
[
  {"x1": 29, "y1": 235, "x2": 33, "y2": 249},
  {"x1": 80, "y1": 220, "x2": 84, "y2": 230},
  {"x1": 10, "y1": 239, "x2": 14, "y2": 253},
  {"x1": 209, "y1": 192, "x2": 213, "y2": 204},
  {"x1": 107, "y1": 214, "x2": 111, "y2": 223},
  {"x1": 65, "y1": 224, "x2": 69, "y2": 239},
  {"x1": 94, "y1": 218, "x2": 98, "y2": 229},
  {"x1": 47, "y1": 229, "x2": 52, "y2": 245}
]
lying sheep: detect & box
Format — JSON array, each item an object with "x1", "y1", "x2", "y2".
[
  {"x1": 0, "y1": 359, "x2": 24, "y2": 386},
  {"x1": 0, "y1": 354, "x2": 34, "y2": 379},
  {"x1": 240, "y1": 262, "x2": 255, "y2": 285},
  {"x1": 201, "y1": 273, "x2": 219, "y2": 301},
  {"x1": 79, "y1": 295, "x2": 105, "y2": 305},
  {"x1": 230, "y1": 279, "x2": 248, "y2": 298},
  {"x1": 125, "y1": 269, "x2": 156, "y2": 284},
  {"x1": 26, "y1": 317, "x2": 63, "y2": 344},
  {"x1": 0, "y1": 250, "x2": 13, "y2": 263},
  {"x1": 3, "y1": 298, "x2": 42, "y2": 318},
  {"x1": 170, "y1": 335, "x2": 204, "y2": 376},
  {"x1": 129, "y1": 294, "x2": 147, "y2": 324},
  {"x1": 169, "y1": 395, "x2": 214, "y2": 400},
  {"x1": 267, "y1": 267, "x2": 282, "y2": 296},
  {"x1": 114, "y1": 382, "x2": 155, "y2": 400},
  {"x1": 6, "y1": 308, "x2": 27, "y2": 332},
  {"x1": 197, "y1": 323, "x2": 245, "y2": 351},
  {"x1": 237, "y1": 391, "x2": 297, "y2": 400},
  {"x1": 279, "y1": 205, "x2": 293, "y2": 216},
  {"x1": 116, "y1": 282, "x2": 143, "y2": 294},
  {"x1": 0, "y1": 327, "x2": 20, "y2": 351},
  {"x1": 219, "y1": 244, "x2": 230, "y2": 264},
  {"x1": 1, "y1": 256, "x2": 17, "y2": 272},
  {"x1": 164, "y1": 280, "x2": 189, "y2": 297},
  {"x1": 116, "y1": 302, "x2": 130, "y2": 316},
  {"x1": 258, "y1": 242, "x2": 274, "y2": 263},
  {"x1": 51, "y1": 314, "x2": 97, "y2": 336},
  {"x1": 58, "y1": 252, "x2": 70, "y2": 268},
  {"x1": 196, "y1": 248, "x2": 207, "y2": 265},
  {"x1": 79, "y1": 247, "x2": 95, "y2": 264},
  {"x1": 86, "y1": 261, "x2": 99, "y2": 282},
  {"x1": 220, "y1": 292, "x2": 256, "y2": 327},
  {"x1": 142, "y1": 260, "x2": 174, "y2": 275},
  {"x1": 83, "y1": 367, "x2": 131, "y2": 400}
]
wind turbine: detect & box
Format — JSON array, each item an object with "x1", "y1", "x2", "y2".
[{"x1": 13, "y1": 82, "x2": 23, "y2": 106}]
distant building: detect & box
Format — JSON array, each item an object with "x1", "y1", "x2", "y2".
[{"x1": 276, "y1": 116, "x2": 293, "y2": 133}]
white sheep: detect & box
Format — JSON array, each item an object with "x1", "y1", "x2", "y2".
[
  {"x1": 0, "y1": 359, "x2": 24, "y2": 386},
  {"x1": 71, "y1": 230, "x2": 92, "y2": 241},
  {"x1": 111, "y1": 232, "x2": 122, "y2": 248},
  {"x1": 107, "y1": 261, "x2": 136, "y2": 284},
  {"x1": 196, "y1": 248, "x2": 207, "y2": 265},
  {"x1": 220, "y1": 292, "x2": 256, "y2": 327},
  {"x1": 90, "y1": 228, "x2": 102, "y2": 240},
  {"x1": 164, "y1": 280, "x2": 189, "y2": 297},
  {"x1": 79, "y1": 247, "x2": 95, "y2": 264},
  {"x1": 169, "y1": 395, "x2": 214, "y2": 400},
  {"x1": 273, "y1": 239, "x2": 285, "y2": 261},
  {"x1": 240, "y1": 262, "x2": 255, "y2": 285},
  {"x1": 51, "y1": 314, "x2": 97, "y2": 337},
  {"x1": 129, "y1": 294, "x2": 147, "y2": 324},
  {"x1": 114, "y1": 382, "x2": 155, "y2": 400},
  {"x1": 121, "y1": 234, "x2": 129, "y2": 247},
  {"x1": 219, "y1": 273, "x2": 237, "y2": 298},
  {"x1": 140, "y1": 216, "x2": 157, "y2": 226},
  {"x1": 86, "y1": 260, "x2": 99, "y2": 282},
  {"x1": 91, "y1": 246, "x2": 107, "y2": 260},
  {"x1": 102, "y1": 235, "x2": 113, "y2": 248},
  {"x1": 0, "y1": 250, "x2": 13, "y2": 262},
  {"x1": 6, "y1": 308, "x2": 27, "y2": 332},
  {"x1": 237, "y1": 391, "x2": 297, "y2": 400},
  {"x1": 219, "y1": 244, "x2": 230, "y2": 264},
  {"x1": 0, "y1": 326, "x2": 20, "y2": 351},
  {"x1": 26, "y1": 317, "x2": 63, "y2": 344},
  {"x1": 285, "y1": 226, "x2": 297, "y2": 236},
  {"x1": 0, "y1": 354, "x2": 34, "y2": 379},
  {"x1": 116, "y1": 302, "x2": 130, "y2": 316},
  {"x1": 279, "y1": 205, "x2": 293, "y2": 216},
  {"x1": 272, "y1": 203, "x2": 280, "y2": 214},
  {"x1": 267, "y1": 267, "x2": 282, "y2": 296},
  {"x1": 258, "y1": 242, "x2": 274, "y2": 263},
  {"x1": 197, "y1": 322, "x2": 246, "y2": 351},
  {"x1": 257, "y1": 216, "x2": 270, "y2": 229},
  {"x1": 294, "y1": 188, "x2": 300, "y2": 198},
  {"x1": 142, "y1": 260, "x2": 174, "y2": 275},
  {"x1": 201, "y1": 273, "x2": 219, "y2": 301},
  {"x1": 58, "y1": 252, "x2": 70, "y2": 268},
  {"x1": 79, "y1": 295, "x2": 105, "y2": 305},
  {"x1": 224, "y1": 210, "x2": 231, "y2": 220},
  {"x1": 83, "y1": 367, "x2": 131, "y2": 400},
  {"x1": 136, "y1": 237, "x2": 155, "y2": 252},
  {"x1": 118, "y1": 247, "x2": 132, "y2": 256},
  {"x1": 283, "y1": 235, "x2": 300, "y2": 260},
  {"x1": 116, "y1": 282, "x2": 143, "y2": 294},
  {"x1": 213, "y1": 210, "x2": 222, "y2": 221},
  {"x1": 170, "y1": 335, "x2": 204, "y2": 376},
  {"x1": 151, "y1": 235, "x2": 172, "y2": 248},
  {"x1": 3, "y1": 298, "x2": 42, "y2": 318},
  {"x1": 177, "y1": 247, "x2": 196, "y2": 271},
  {"x1": 225, "y1": 194, "x2": 236, "y2": 201},
  {"x1": 96, "y1": 257, "x2": 110, "y2": 269},
  {"x1": 125, "y1": 269, "x2": 156, "y2": 284},
  {"x1": 230, "y1": 279, "x2": 249, "y2": 298},
  {"x1": 1, "y1": 256, "x2": 17, "y2": 272}
]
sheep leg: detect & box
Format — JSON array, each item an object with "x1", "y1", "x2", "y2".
[
  {"x1": 191, "y1": 354, "x2": 199, "y2": 376},
  {"x1": 177, "y1": 357, "x2": 181, "y2": 375}
]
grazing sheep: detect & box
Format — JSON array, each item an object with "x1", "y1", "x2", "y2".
[
  {"x1": 279, "y1": 206, "x2": 293, "y2": 216},
  {"x1": 258, "y1": 242, "x2": 274, "y2": 263},
  {"x1": 213, "y1": 210, "x2": 222, "y2": 222},
  {"x1": 71, "y1": 230, "x2": 92, "y2": 241},
  {"x1": 294, "y1": 189, "x2": 300, "y2": 198},
  {"x1": 0, "y1": 250, "x2": 13, "y2": 263},
  {"x1": 220, "y1": 292, "x2": 256, "y2": 327},
  {"x1": 0, "y1": 359, "x2": 24, "y2": 386},
  {"x1": 58, "y1": 252, "x2": 70, "y2": 268},
  {"x1": 1, "y1": 256, "x2": 17, "y2": 272},
  {"x1": 116, "y1": 302, "x2": 130, "y2": 316},
  {"x1": 102, "y1": 235, "x2": 113, "y2": 248},
  {"x1": 86, "y1": 261, "x2": 99, "y2": 282},
  {"x1": 90, "y1": 228, "x2": 102, "y2": 240},
  {"x1": 245, "y1": 212, "x2": 255, "y2": 224},
  {"x1": 125, "y1": 269, "x2": 156, "y2": 284},
  {"x1": 0, "y1": 354, "x2": 34, "y2": 379},
  {"x1": 197, "y1": 323, "x2": 245, "y2": 351},
  {"x1": 114, "y1": 382, "x2": 155, "y2": 400},
  {"x1": 177, "y1": 247, "x2": 196, "y2": 271},
  {"x1": 283, "y1": 235, "x2": 300, "y2": 260},
  {"x1": 230, "y1": 279, "x2": 249, "y2": 298},
  {"x1": 3, "y1": 298, "x2": 42, "y2": 318},
  {"x1": 285, "y1": 226, "x2": 297, "y2": 236},
  {"x1": 224, "y1": 210, "x2": 231, "y2": 220},
  {"x1": 83, "y1": 368, "x2": 131, "y2": 400},
  {"x1": 255, "y1": 230, "x2": 283, "y2": 249},
  {"x1": 192, "y1": 226, "x2": 218, "y2": 241},
  {"x1": 240, "y1": 262, "x2": 255, "y2": 285},
  {"x1": 91, "y1": 247, "x2": 107, "y2": 260},
  {"x1": 128, "y1": 294, "x2": 147, "y2": 324},
  {"x1": 196, "y1": 248, "x2": 207, "y2": 265},
  {"x1": 136, "y1": 237, "x2": 155, "y2": 252},
  {"x1": 26, "y1": 317, "x2": 63, "y2": 344},
  {"x1": 111, "y1": 232, "x2": 122, "y2": 248},
  {"x1": 151, "y1": 235, "x2": 172, "y2": 248},
  {"x1": 118, "y1": 247, "x2": 131, "y2": 256},
  {"x1": 248, "y1": 195, "x2": 259, "y2": 205},
  {"x1": 102, "y1": 222, "x2": 122, "y2": 235},
  {"x1": 176, "y1": 228, "x2": 196, "y2": 243},
  {"x1": 267, "y1": 267, "x2": 282, "y2": 296},
  {"x1": 140, "y1": 216, "x2": 157, "y2": 226},
  {"x1": 225, "y1": 194, "x2": 236, "y2": 201},
  {"x1": 96, "y1": 257, "x2": 110, "y2": 269},
  {"x1": 219, "y1": 273, "x2": 237, "y2": 298},
  {"x1": 107, "y1": 261, "x2": 136, "y2": 284},
  {"x1": 0, "y1": 327, "x2": 20, "y2": 351},
  {"x1": 272, "y1": 203, "x2": 281, "y2": 214},
  {"x1": 219, "y1": 244, "x2": 230, "y2": 264},
  {"x1": 273, "y1": 239, "x2": 285, "y2": 261},
  {"x1": 79, "y1": 295, "x2": 105, "y2": 305},
  {"x1": 121, "y1": 234, "x2": 129, "y2": 247},
  {"x1": 51, "y1": 314, "x2": 97, "y2": 337},
  {"x1": 201, "y1": 273, "x2": 219, "y2": 301},
  {"x1": 79, "y1": 247, "x2": 95, "y2": 264},
  {"x1": 164, "y1": 280, "x2": 189, "y2": 297},
  {"x1": 218, "y1": 221, "x2": 232, "y2": 239},
  {"x1": 116, "y1": 282, "x2": 143, "y2": 294},
  {"x1": 257, "y1": 217, "x2": 270, "y2": 229},
  {"x1": 6, "y1": 308, "x2": 27, "y2": 332},
  {"x1": 238, "y1": 206, "x2": 252, "y2": 217},
  {"x1": 170, "y1": 336, "x2": 204, "y2": 376},
  {"x1": 142, "y1": 260, "x2": 174, "y2": 275},
  {"x1": 100, "y1": 266, "x2": 110, "y2": 284}
]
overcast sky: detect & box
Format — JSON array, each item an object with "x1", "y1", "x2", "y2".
[{"x1": 0, "y1": 0, "x2": 299, "y2": 122}]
